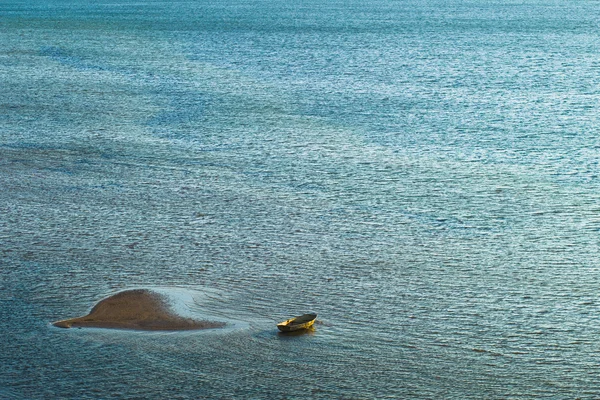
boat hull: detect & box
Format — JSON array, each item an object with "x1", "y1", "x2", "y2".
[{"x1": 277, "y1": 313, "x2": 317, "y2": 332}]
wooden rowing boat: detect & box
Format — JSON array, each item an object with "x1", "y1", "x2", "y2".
[{"x1": 277, "y1": 313, "x2": 317, "y2": 332}]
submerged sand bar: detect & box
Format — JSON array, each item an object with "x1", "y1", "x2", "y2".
[{"x1": 53, "y1": 289, "x2": 225, "y2": 331}]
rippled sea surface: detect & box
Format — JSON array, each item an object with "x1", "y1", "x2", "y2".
[{"x1": 2, "y1": 0, "x2": 600, "y2": 398}]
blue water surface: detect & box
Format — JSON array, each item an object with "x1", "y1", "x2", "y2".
[{"x1": 2, "y1": 0, "x2": 600, "y2": 398}]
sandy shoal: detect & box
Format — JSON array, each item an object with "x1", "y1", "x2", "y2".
[{"x1": 53, "y1": 289, "x2": 225, "y2": 331}]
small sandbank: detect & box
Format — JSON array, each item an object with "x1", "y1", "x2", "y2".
[{"x1": 53, "y1": 289, "x2": 226, "y2": 331}]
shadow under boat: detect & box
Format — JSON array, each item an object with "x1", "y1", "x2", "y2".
[{"x1": 277, "y1": 325, "x2": 316, "y2": 337}]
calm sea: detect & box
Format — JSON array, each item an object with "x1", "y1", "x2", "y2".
[{"x1": 2, "y1": 0, "x2": 600, "y2": 398}]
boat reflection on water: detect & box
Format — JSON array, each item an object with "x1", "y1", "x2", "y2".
[{"x1": 277, "y1": 325, "x2": 316, "y2": 337}]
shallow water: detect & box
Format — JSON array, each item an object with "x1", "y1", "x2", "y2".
[{"x1": 2, "y1": 0, "x2": 600, "y2": 398}]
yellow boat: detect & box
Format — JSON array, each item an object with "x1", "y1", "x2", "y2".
[{"x1": 277, "y1": 313, "x2": 317, "y2": 332}]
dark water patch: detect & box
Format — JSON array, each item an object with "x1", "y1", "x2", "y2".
[{"x1": 40, "y1": 46, "x2": 107, "y2": 72}]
